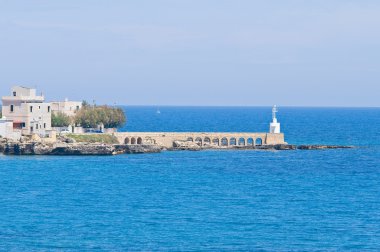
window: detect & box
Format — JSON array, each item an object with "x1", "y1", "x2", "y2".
[
  {"x1": 10, "y1": 105, "x2": 14, "y2": 112},
  {"x1": 30, "y1": 106, "x2": 33, "y2": 112},
  {"x1": 48, "y1": 106, "x2": 51, "y2": 113},
  {"x1": 44, "y1": 123, "x2": 46, "y2": 129},
  {"x1": 39, "y1": 106, "x2": 41, "y2": 110},
  {"x1": 13, "y1": 91, "x2": 16, "y2": 96},
  {"x1": 22, "y1": 123, "x2": 26, "y2": 128},
  {"x1": 36, "y1": 124, "x2": 38, "y2": 129}
]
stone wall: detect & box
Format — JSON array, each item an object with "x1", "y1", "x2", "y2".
[{"x1": 113, "y1": 132, "x2": 286, "y2": 148}]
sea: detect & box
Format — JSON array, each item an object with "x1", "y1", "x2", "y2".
[{"x1": 0, "y1": 107, "x2": 379, "y2": 251}]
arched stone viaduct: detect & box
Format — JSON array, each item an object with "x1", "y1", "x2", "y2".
[{"x1": 113, "y1": 132, "x2": 286, "y2": 148}]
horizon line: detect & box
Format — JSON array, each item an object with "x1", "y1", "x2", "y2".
[
  {"x1": 0, "y1": 103, "x2": 379, "y2": 108},
  {"x1": 116, "y1": 105, "x2": 380, "y2": 108}
]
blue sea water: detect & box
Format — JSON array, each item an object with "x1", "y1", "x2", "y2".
[{"x1": 0, "y1": 107, "x2": 379, "y2": 251}]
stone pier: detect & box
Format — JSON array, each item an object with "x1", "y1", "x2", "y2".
[{"x1": 113, "y1": 132, "x2": 286, "y2": 148}]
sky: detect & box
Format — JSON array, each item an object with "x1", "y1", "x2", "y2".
[{"x1": 0, "y1": 0, "x2": 379, "y2": 106}]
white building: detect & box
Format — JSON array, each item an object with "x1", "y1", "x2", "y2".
[
  {"x1": 50, "y1": 99, "x2": 82, "y2": 117},
  {"x1": 0, "y1": 116, "x2": 21, "y2": 140},
  {"x1": 1, "y1": 86, "x2": 52, "y2": 136}
]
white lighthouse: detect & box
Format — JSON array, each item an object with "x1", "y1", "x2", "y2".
[{"x1": 269, "y1": 105, "x2": 281, "y2": 134}]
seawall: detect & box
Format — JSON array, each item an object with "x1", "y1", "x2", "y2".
[{"x1": 113, "y1": 132, "x2": 286, "y2": 148}]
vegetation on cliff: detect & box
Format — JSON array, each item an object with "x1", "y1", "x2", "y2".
[{"x1": 74, "y1": 105, "x2": 126, "y2": 129}]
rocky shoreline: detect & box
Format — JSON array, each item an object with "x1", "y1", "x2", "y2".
[
  {"x1": 0, "y1": 138, "x2": 354, "y2": 155},
  {"x1": 0, "y1": 142, "x2": 162, "y2": 155}
]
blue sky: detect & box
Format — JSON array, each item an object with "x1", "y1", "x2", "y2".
[{"x1": 0, "y1": 0, "x2": 379, "y2": 106}]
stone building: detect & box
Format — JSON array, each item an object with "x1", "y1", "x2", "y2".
[
  {"x1": 50, "y1": 99, "x2": 83, "y2": 133},
  {"x1": 1, "y1": 86, "x2": 52, "y2": 136},
  {"x1": 50, "y1": 99, "x2": 82, "y2": 117}
]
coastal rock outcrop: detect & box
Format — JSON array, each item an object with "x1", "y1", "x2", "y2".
[
  {"x1": 228, "y1": 144, "x2": 297, "y2": 150},
  {"x1": 0, "y1": 138, "x2": 6, "y2": 153},
  {"x1": 48, "y1": 143, "x2": 116, "y2": 155},
  {"x1": 297, "y1": 145, "x2": 354, "y2": 150},
  {"x1": 0, "y1": 138, "x2": 354, "y2": 156},
  {"x1": 272, "y1": 144, "x2": 297, "y2": 150},
  {"x1": 0, "y1": 141, "x2": 163, "y2": 155},
  {"x1": 119, "y1": 144, "x2": 163, "y2": 154},
  {"x1": 2, "y1": 142, "x2": 35, "y2": 155},
  {"x1": 172, "y1": 141, "x2": 202, "y2": 151},
  {"x1": 1, "y1": 142, "x2": 114, "y2": 155}
]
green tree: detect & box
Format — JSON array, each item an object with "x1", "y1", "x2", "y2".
[
  {"x1": 74, "y1": 107, "x2": 99, "y2": 128},
  {"x1": 51, "y1": 112, "x2": 72, "y2": 127},
  {"x1": 74, "y1": 105, "x2": 126, "y2": 128}
]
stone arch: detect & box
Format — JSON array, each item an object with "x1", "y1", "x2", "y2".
[
  {"x1": 221, "y1": 137, "x2": 228, "y2": 146},
  {"x1": 124, "y1": 137, "x2": 130, "y2": 144},
  {"x1": 247, "y1": 138, "x2": 254, "y2": 146},
  {"x1": 187, "y1": 137, "x2": 193, "y2": 142},
  {"x1": 256, "y1": 138, "x2": 263, "y2": 146},
  {"x1": 212, "y1": 138, "x2": 219, "y2": 146},
  {"x1": 131, "y1": 137, "x2": 136, "y2": 144},
  {"x1": 137, "y1": 137, "x2": 142, "y2": 144},
  {"x1": 238, "y1": 137, "x2": 246, "y2": 146},
  {"x1": 195, "y1": 137, "x2": 202, "y2": 146},
  {"x1": 204, "y1": 137, "x2": 211, "y2": 145},
  {"x1": 230, "y1": 137, "x2": 237, "y2": 145}
]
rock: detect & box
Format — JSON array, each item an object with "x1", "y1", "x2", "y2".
[
  {"x1": 172, "y1": 141, "x2": 201, "y2": 150},
  {"x1": 274, "y1": 144, "x2": 297, "y2": 150},
  {"x1": 1, "y1": 142, "x2": 115, "y2": 155},
  {"x1": 19, "y1": 136, "x2": 30, "y2": 143},
  {"x1": 0, "y1": 140, "x2": 4, "y2": 153},
  {"x1": 65, "y1": 137, "x2": 76, "y2": 144},
  {"x1": 0, "y1": 141, "x2": 164, "y2": 155},
  {"x1": 229, "y1": 144, "x2": 297, "y2": 150},
  {"x1": 30, "y1": 134, "x2": 42, "y2": 142},
  {"x1": 34, "y1": 143, "x2": 56, "y2": 155},
  {"x1": 122, "y1": 144, "x2": 162, "y2": 154},
  {"x1": 57, "y1": 135, "x2": 76, "y2": 143},
  {"x1": 49, "y1": 143, "x2": 116, "y2": 155},
  {"x1": 0, "y1": 138, "x2": 355, "y2": 156},
  {"x1": 297, "y1": 145, "x2": 354, "y2": 150},
  {"x1": 3, "y1": 143, "x2": 35, "y2": 155}
]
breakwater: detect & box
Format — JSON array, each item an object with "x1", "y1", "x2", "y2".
[
  {"x1": 0, "y1": 131, "x2": 354, "y2": 156},
  {"x1": 113, "y1": 132, "x2": 286, "y2": 148}
]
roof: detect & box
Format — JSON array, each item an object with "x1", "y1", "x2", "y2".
[{"x1": 13, "y1": 85, "x2": 33, "y2": 90}]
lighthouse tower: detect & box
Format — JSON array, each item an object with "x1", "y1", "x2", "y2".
[{"x1": 269, "y1": 105, "x2": 281, "y2": 134}]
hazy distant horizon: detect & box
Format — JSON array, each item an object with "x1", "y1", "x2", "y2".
[
  {"x1": 1, "y1": 1, "x2": 379, "y2": 107},
  {"x1": 119, "y1": 105, "x2": 380, "y2": 108},
  {"x1": 0, "y1": 99, "x2": 379, "y2": 108}
]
